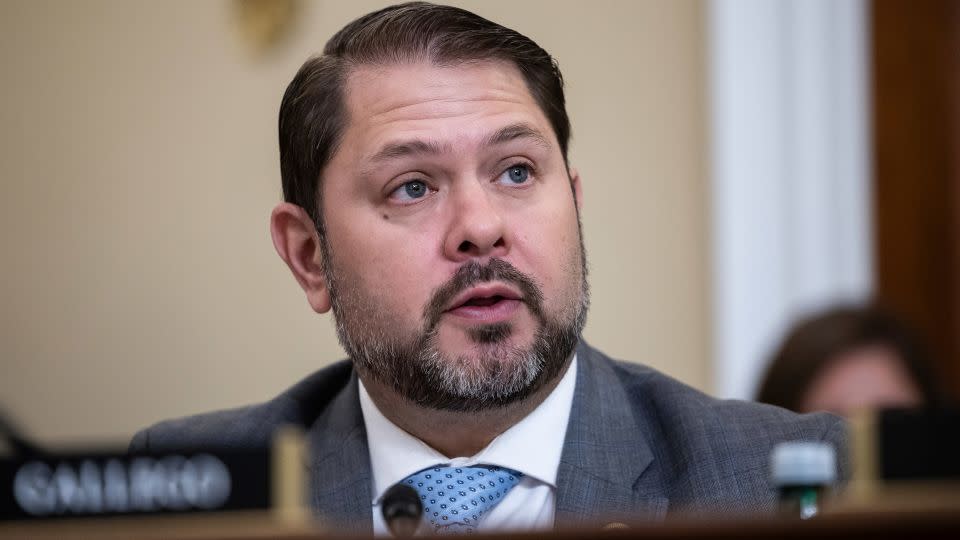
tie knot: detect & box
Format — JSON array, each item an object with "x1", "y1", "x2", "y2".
[{"x1": 401, "y1": 465, "x2": 523, "y2": 534}]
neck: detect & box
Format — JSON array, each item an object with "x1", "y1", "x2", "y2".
[{"x1": 361, "y1": 360, "x2": 572, "y2": 458}]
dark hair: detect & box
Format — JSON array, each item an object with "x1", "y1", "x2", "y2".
[
  {"x1": 755, "y1": 305, "x2": 944, "y2": 412},
  {"x1": 277, "y1": 2, "x2": 570, "y2": 234}
]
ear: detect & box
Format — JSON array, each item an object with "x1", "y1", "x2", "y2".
[
  {"x1": 270, "y1": 203, "x2": 331, "y2": 313},
  {"x1": 568, "y1": 166, "x2": 584, "y2": 211}
]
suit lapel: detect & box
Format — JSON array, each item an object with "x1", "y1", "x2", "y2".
[
  {"x1": 306, "y1": 373, "x2": 373, "y2": 535},
  {"x1": 555, "y1": 342, "x2": 669, "y2": 528}
]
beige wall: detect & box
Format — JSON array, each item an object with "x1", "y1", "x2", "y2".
[{"x1": 0, "y1": 0, "x2": 709, "y2": 445}]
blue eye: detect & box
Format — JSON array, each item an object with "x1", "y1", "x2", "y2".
[
  {"x1": 392, "y1": 180, "x2": 430, "y2": 201},
  {"x1": 404, "y1": 181, "x2": 427, "y2": 198},
  {"x1": 500, "y1": 164, "x2": 530, "y2": 185}
]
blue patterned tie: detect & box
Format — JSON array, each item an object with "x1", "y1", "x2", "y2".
[{"x1": 402, "y1": 465, "x2": 523, "y2": 534}]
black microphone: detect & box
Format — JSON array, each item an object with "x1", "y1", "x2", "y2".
[{"x1": 381, "y1": 483, "x2": 423, "y2": 537}]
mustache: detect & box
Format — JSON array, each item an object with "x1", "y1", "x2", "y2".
[{"x1": 423, "y1": 259, "x2": 544, "y2": 330}]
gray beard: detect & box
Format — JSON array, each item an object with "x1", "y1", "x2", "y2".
[{"x1": 324, "y1": 256, "x2": 588, "y2": 412}]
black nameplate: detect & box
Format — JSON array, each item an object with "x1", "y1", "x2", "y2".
[
  {"x1": 0, "y1": 448, "x2": 271, "y2": 521},
  {"x1": 879, "y1": 408, "x2": 960, "y2": 481}
]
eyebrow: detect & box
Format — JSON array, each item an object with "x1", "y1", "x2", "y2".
[
  {"x1": 368, "y1": 139, "x2": 450, "y2": 165},
  {"x1": 484, "y1": 122, "x2": 552, "y2": 150},
  {"x1": 363, "y1": 122, "x2": 553, "y2": 171}
]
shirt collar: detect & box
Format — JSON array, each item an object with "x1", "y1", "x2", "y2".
[{"x1": 359, "y1": 353, "x2": 578, "y2": 504}]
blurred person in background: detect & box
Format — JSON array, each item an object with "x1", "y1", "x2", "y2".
[{"x1": 756, "y1": 305, "x2": 945, "y2": 416}]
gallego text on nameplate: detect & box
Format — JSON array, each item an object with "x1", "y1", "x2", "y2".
[{"x1": 0, "y1": 448, "x2": 272, "y2": 520}]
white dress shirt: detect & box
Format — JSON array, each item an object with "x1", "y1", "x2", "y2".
[{"x1": 359, "y1": 354, "x2": 578, "y2": 535}]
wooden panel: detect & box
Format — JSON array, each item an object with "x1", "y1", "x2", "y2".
[{"x1": 872, "y1": 0, "x2": 960, "y2": 398}]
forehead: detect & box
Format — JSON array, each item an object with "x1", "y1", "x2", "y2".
[{"x1": 336, "y1": 60, "x2": 555, "y2": 160}]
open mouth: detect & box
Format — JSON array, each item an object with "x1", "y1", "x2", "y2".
[
  {"x1": 445, "y1": 285, "x2": 523, "y2": 322},
  {"x1": 457, "y1": 295, "x2": 510, "y2": 308}
]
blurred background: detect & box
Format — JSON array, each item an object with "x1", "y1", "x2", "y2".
[{"x1": 0, "y1": 0, "x2": 956, "y2": 445}]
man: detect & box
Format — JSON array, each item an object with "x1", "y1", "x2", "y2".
[{"x1": 131, "y1": 2, "x2": 846, "y2": 534}]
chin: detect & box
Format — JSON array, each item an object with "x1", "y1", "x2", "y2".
[{"x1": 440, "y1": 322, "x2": 536, "y2": 354}]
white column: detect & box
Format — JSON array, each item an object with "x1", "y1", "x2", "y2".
[{"x1": 707, "y1": 0, "x2": 873, "y2": 399}]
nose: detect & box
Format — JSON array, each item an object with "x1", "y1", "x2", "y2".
[{"x1": 442, "y1": 181, "x2": 508, "y2": 262}]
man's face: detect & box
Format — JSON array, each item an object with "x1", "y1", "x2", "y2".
[{"x1": 318, "y1": 60, "x2": 587, "y2": 410}]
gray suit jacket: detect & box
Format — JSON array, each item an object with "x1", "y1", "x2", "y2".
[{"x1": 130, "y1": 341, "x2": 847, "y2": 533}]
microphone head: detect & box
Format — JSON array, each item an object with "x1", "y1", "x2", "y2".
[{"x1": 381, "y1": 483, "x2": 423, "y2": 537}]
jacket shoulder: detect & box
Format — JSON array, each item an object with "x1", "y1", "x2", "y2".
[
  {"x1": 613, "y1": 358, "x2": 843, "y2": 441},
  {"x1": 604, "y1": 354, "x2": 844, "y2": 439},
  {"x1": 129, "y1": 360, "x2": 355, "y2": 453},
  {"x1": 590, "y1": 350, "x2": 847, "y2": 508}
]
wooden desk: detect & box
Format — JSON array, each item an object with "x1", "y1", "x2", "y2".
[{"x1": 3, "y1": 507, "x2": 959, "y2": 540}]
